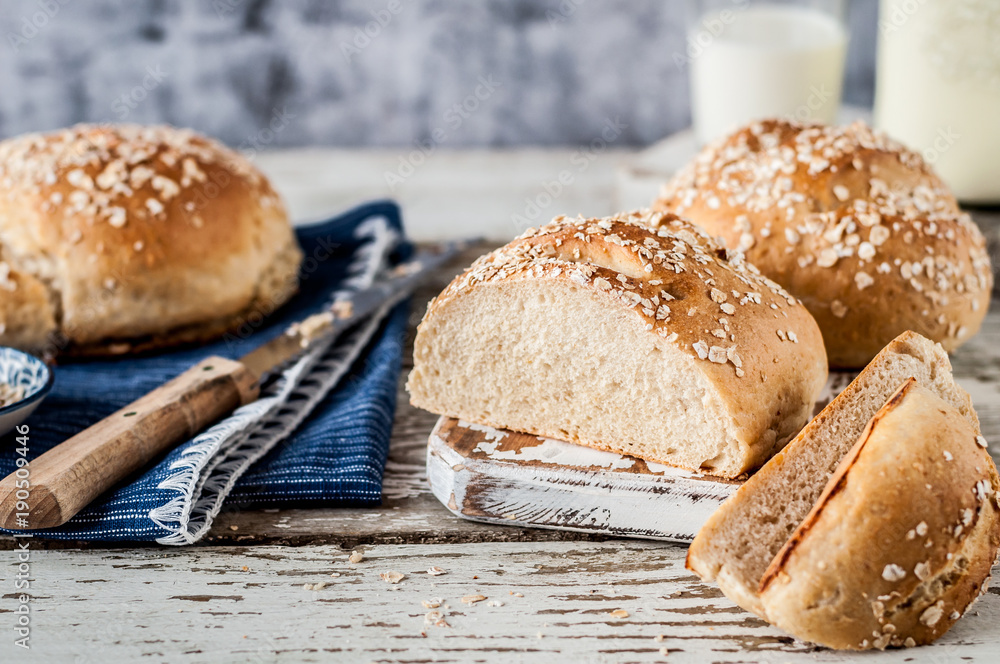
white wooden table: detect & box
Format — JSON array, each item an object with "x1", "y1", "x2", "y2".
[{"x1": 2, "y1": 147, "x2": 999, "y2": 663}]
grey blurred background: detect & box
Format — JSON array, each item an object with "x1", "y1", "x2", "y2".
[{"x1": 0, "y1": 0, "x2": 877, "y2": 149}]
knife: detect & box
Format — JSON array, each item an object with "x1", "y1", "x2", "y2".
[{"x1": 0, "y1": 241, "x2": 467, "y2": 530}]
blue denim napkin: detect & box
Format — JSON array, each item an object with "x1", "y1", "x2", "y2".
[{"x1": 0, "y1": 200, "x2": 410, "y2": 544}]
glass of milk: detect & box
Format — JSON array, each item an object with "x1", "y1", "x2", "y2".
[
  {"x1": 875, "y1": 0, "x2": 1000, "y2": 204},
  {"x1": 686, "y1": 0, "x2": 849, "y2": 144}
]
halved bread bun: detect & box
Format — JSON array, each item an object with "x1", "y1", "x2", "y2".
[
  {"x1": 407, "y1": 211, "x2": 827, "y2": 478},
  {"x1": 758, "y1": 379, "x2": 1000, "y2": 649},
  {"x1": 687, "y1": 331, "x2": 979, "y2": 614}
]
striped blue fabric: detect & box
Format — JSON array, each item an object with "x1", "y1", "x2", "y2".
[{"x1": 0, "y1": 201, "x2": 410, "y2": 542}]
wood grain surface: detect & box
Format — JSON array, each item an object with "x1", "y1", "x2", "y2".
[{"x1": 1, "y1": 540, "x2": 997, "y2": 662}]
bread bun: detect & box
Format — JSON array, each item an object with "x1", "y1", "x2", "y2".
[
  {"x1": 0, "y1": 124, "x2": 302, "y2": 356},
  {"x1": 407, "y1": 210, "x2": 827, "y2": 478},
  {"x1": 760, "y1": 379, "x2": 1000, "y2": 650},
  {"x1": 653, "y1": 119, "x2": 993, "y2": 368},
  {"x1": 687, "y1": 331, "x2": 979, "y2": 617}
]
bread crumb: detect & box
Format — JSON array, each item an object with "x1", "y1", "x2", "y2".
[
  {"x1": 462, "y1": 594, "x2": 487, "y2": 604},
  {"x1": 609, "y1": 609, "x2": 629, "y2": 618},
  {"x1": 422, "y1": 599, "x2": 442, "y2": 609},
  {"x1": 976, "y1": 435, "x2": 988, "y2": 448},
  {"x1": 427, "y1": 566, "x2": 447, "y2": 576},
  {"x1": 349, "y1": 551, "x2": 364, "y2": 564},
  {"x1": 380, "y1": 571, "x2": 405, "y2": 584}
]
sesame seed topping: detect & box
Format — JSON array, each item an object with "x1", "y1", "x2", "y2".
[
  {"x1": 107, "y1": 207, "x2": 127, "y2": 228},
  {"x1": 816, "y1": 249, "x2": 839, "y2": 268},
  {"x1": 654, "y1": 118, "x2": 991, "y2": 320},
  {"x1": 920, "y1": 602, "x2": 944, "y2": 626},
  {"x1": 145, "y1": 198, "x2": 165, "y2": 216},
  {"x1": 882, "y1": 564, "x2": 906, "y2": 582}
]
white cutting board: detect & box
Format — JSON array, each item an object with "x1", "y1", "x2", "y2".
[{"x1": 426, "y1": 373, "x2": 855, "y2": 543}]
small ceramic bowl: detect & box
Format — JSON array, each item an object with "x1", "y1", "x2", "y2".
[{"x1": 0, "y1": 347, "x2": 53, "y2": 438}]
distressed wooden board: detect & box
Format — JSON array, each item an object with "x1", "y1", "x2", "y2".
[
  {"x1": 1, "y1": 540, "x2": 997, "y2": 663},
  {"x1": 427, "y1": 417, "x2": 741, "y2": 543},
  {"x1": 425, "y1": 373, "x2": 861, "y2": 542}
]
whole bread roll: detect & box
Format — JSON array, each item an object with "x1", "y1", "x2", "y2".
[
  {"x1": 760, "y1": 379, "x2": 1000, "y2": 650},
  {"x1": 653, "y1": 119, "x2": 993, "y2": 368},
  {"x1": 687, "y1": 331, "x2": 983, "y2": 622},
  {"x1": 407, "y1": 211, "x2": 827, "y2": 478},
  {"x1": 0, "y1": 124, "x2": 303, "y2": 356}
]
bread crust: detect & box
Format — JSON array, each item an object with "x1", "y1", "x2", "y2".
[
  {"x1": 0, "y1": 124, "x2": 303, "y2": 356},
  {"x1": 409, "y1": 210, "x2": 828, "y2": 478},
  {"x1": 759, "y1": 379, "x2": 1000, "y2": 649},
  {"x1": 653, "y1": 119, "x2": 992, "y2": 368}
]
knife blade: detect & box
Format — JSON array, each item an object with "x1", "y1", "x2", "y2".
[{"x1": 0, "y1": 239, "x2": 471, "y2": 530}]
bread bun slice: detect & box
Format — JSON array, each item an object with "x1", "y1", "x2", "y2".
[
  {"x1": 687, "y1": 331, "x2": 979, "y2": 614},
  {"x1": 407, "y1": 211, "x2": 827, "y2": 479},
  {"x1": 758, "y1": 379, "x2": 1000, "y2": 649},
  {"x1": 653, "y1": 119, "x2": 992, "y2": 368}
]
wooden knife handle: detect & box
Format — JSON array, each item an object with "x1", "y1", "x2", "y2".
[{"x1": 0, "y1": 356, "x2": 259, "y2": 530}]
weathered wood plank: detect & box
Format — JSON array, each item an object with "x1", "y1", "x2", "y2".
[
  {"x1": 427, "y1": 416, "x2": 740, "y2": 543},
  {"x1": 1, "y1": 541, "x2": 997, "y2": 663}
]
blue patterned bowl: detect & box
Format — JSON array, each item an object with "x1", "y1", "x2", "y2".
[{"x1": 0, "y1": 347, "x2": 53, "y2": 438}]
